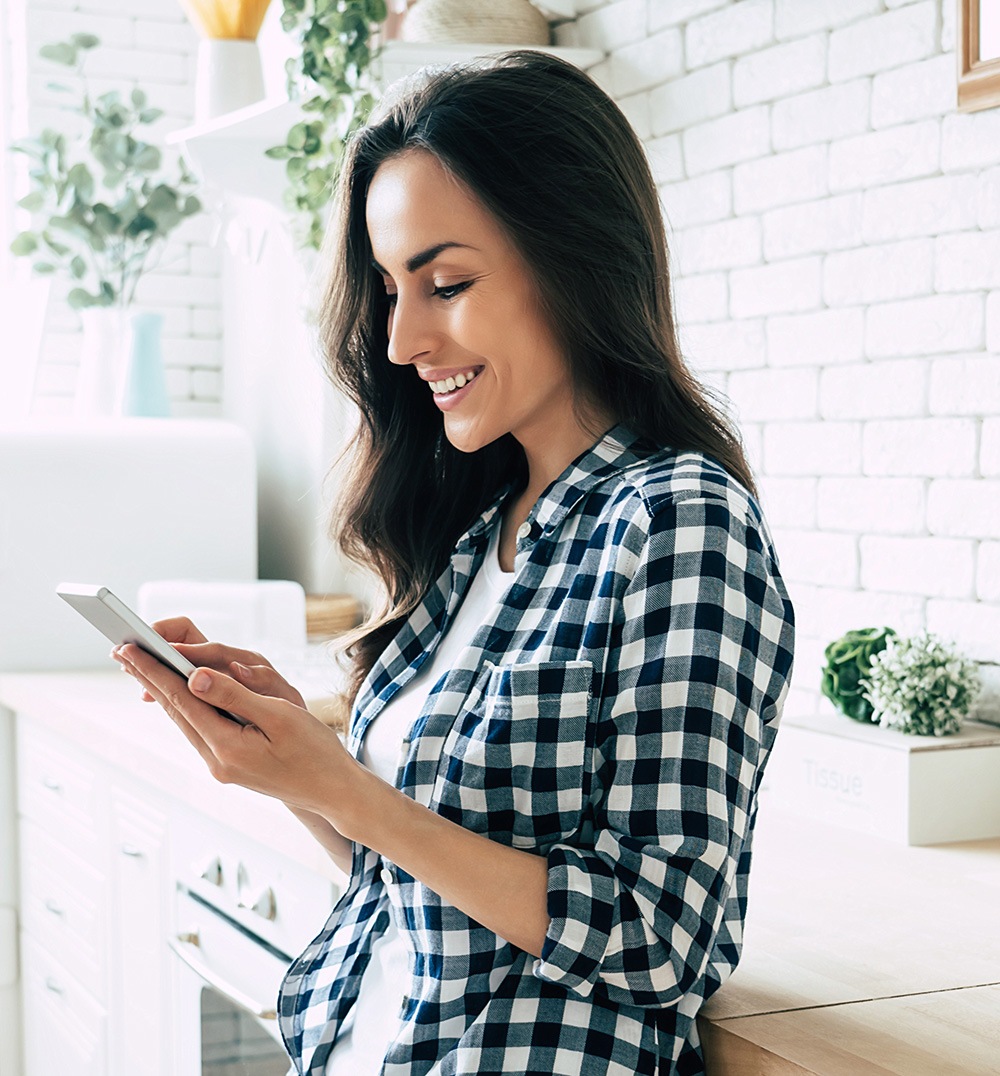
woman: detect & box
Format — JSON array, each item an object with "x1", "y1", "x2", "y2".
[{"x1": 115, "y1": 50, "x2": 795, "y2": 1076}]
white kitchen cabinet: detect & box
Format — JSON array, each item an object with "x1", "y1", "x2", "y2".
[{"x1": 109, "y1": 786, "x2": 172, "y2": 1076}]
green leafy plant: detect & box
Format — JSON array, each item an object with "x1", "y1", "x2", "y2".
[
  {"x1": 8, "y1": 34, "x2": 202, "y2": 309},
  {"x1": 821, "y1": 626, "x2": 898, "y2": 723},
  {"x1": 861, "y1": 630, "x2": 982, "y2": 737},
  {"x1": 266, "y1": 0, "x2": 386, "y2": 251}
]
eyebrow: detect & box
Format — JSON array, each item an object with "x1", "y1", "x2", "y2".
[{"x1": 370, "y1": 241, "x2": 479, "y2": 276}]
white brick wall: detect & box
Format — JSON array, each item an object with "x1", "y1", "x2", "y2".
[
  {"x1": 579, "y1": 0, "x2": 1000, "y2": 719},
  {"x1": 10, "y1": 0, "x2": 223, "y2": 416}
]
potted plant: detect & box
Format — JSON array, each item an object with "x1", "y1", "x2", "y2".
[
  {"x1": 8, "y1": 33, "x2": 203, "y2": 417},
  {"x1": 862, "y1": 630, "x2": 982, "y2": 737},
  {"x1": 820, "y1": 626, "x2": 897, "y2": 723},
  {"x1": 266, "y1": 0, "x2": 386, "y2": 251}
]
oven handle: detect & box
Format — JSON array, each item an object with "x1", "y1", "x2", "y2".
[{"x1": 168, "y1": 931, "x2": 278, "y2": 1021}]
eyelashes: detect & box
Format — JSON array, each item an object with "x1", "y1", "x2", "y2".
[{"x1": 384, "y1": 281, "x2": 472, "y2": 307}]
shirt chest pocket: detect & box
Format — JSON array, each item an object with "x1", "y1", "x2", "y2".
[{"x1": 430, "y1": 659, "x2": 594, "y2": 851}]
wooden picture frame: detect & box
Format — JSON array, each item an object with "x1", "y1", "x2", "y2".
[{"x1": 958, "y1": 0, "x2": 1000, "y2": 112}]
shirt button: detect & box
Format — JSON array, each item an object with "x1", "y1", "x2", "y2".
[
  {"x1": 516, "y1": 521, "x2": 532, "y2": 540},
  {"x1": 380, "y1": 867, "x2": 393, "y2": 885}
]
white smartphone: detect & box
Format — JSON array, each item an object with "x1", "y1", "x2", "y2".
[{"x1": 56, "y1": 583, "x2": 253, "y2": 728}]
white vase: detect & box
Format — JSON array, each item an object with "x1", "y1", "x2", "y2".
[
  {"x1": 76, "y1": 307, "x2": 130, "y2": 418},
  {"x1": 195, "y1": 39, "x2": 266, "y2": 123}
]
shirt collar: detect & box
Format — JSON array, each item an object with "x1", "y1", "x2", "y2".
[{"x1": 452, "y1": 421, "x2": 657, "y2": 554}]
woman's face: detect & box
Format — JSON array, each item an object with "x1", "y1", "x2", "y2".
[{"x1": 366, "y1": 148, "x2": 588, "y2": 459}]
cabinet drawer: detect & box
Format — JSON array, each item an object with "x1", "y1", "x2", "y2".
[
  {"x1": 20, "y1": 819, "x2": 107, "y2": 1002},
  {"x1": 20, "y1": 933, "x2": 107, "y2": 1076},
  {"x1": 17, "y1": 721, "x2": 104, "y2": 857}
]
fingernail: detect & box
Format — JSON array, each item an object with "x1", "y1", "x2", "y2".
[{"x1": 190, "y1": 670, "x2": 211, "y2": 692}]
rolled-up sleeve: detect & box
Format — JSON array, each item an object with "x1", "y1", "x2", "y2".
[{"x1": 532, "y1": 492, "x2": 796, "y2": 1008}]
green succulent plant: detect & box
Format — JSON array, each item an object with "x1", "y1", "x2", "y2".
[
  {"x1": 8, "y1": 34, "x2": 202, "y2": 309},
  {"x1": 821, "y1": 626, "x2": 898, "y2": 723},
  {"x1": 266, "y1": 0, "x2": 386, "y2": 251}
]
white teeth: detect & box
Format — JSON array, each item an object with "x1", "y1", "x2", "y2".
[{"x1": 430, "y1": 368, "x2": 481, "y2": 394}]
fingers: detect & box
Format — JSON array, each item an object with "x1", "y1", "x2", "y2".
[
  {"x1": 150, "y1": 616, "x2": 208, "y2": 645},
  {"x1": 229, "y1": 661, "x2": 307, "y2": 709},
  {"x1": 173, "y1": 640, "x2": 276, "y2": 675}
]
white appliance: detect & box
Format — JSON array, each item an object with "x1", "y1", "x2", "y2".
[{"x1": 0, "y1": 416, "x2": 259, "y2": 1076}]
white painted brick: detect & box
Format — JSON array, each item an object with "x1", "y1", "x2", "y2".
[
  {"x1": 133, "y1": 19, "x2": 199, "y2": 53},
  {"x1": 673, "y1": 272, "x2": 729, "y2": 325},
  {"x1": 583, "y1": 58, "x2": 614, "y2": 98},
  {"x1": 928, "y1": 480, "x2": 1000, "y2": 538},
  {"x1": 158, "y1": 306, "x2": 192, "y2": 338},
  {"x1": 685, "y1": 0, "x2": 774, "y2": 68},
  {"x1": 27, "y1": 8, "x2": 133, "y2": 49},
  {"x1": 171, "y1": 399, "x2": 225, "y2": 419},
  {"x1": 617, "y1": 91, "x2": 652, "y2": 141},
  {"x1": 828, "y1": 2, "x2": 937, "y2": 82},
  {"x1": 733, "y1": 145, "x2": 827, "y2": 214},
  {"x1": 674, "y1": 217, "x2": 762, "y2": 274},
  {"x1": 977, "y1": 542, "x2": 1000, "y2": 602},
  {"x1": 659, "y1": 171, "x2": 732, "y2": 229},
  {"x1": 645, "y1": 134, "x2": 684, "y2": 184},
  {"x1": 775, "y1": 0, "x2": 881, "y2": 40},
  {"x1": 772, "y1": 79, "x2": 871, "y2": 151},
  {"x1": 824, "y1": 239, "x2": 934, "y2": 306},
  {"x1": 927, "y1": 600, "x2": 1000, "y2": 664},
  {"x1": 733, "y1": 34, "x2": 826, "y2": 107},
  {"x1": 763, "y1": 194, "x2": 863, "y2": 260},
  {"x1": 934, "y1": 231, "x2": 1000, "y2": 292},
  {"x1": 829, "y1": 121, "x2": 940, "y2": 192},
  {"x1": 979, "y1": 168, "x2": 1000, "y2": 229},
  {"x1": 860, "y1": 536, "x2": 975, "y2": 598},
  {"x1": 741, "y1": 421, "x2": 764, "y2": 475},
  {"x1": 941, "y1": 0, "x2": 956, "y2": 51},
  {"x1": 942, "y1": 111, "x2": 1000, "y2": 172},
  {"x1": 576, "y1": 0, "x2": 648, "y2": 51},
  {"x1": 990, "y1": 292, "x2": 1000, "y2": 353},
  {"x1": 192, "y1": 307, "x2": 223, "y2": 338},
  {"x1": 981, "y1": 418, "x2": 1000, "y2": 476},
  {"x1": 817, "y1": 477, "x2": 926, "y2": 534},
  {"x1": 164, "y1": 366, "x2": 192, "y2": 399},
  {"x1": 730, "y1": 256, "x2": 822, "y2": 318},
  {"x1": 38, "y1": 332, "x2": 80, "y2": 366},
  {"x1": 862, "y1": 175, "x2": 979, "y2": 242},
  {"x1": 80, "y1": 0, "x2": 184, "y2": 19},
  {"x1": 649, "y1": 0, "x2": 728, "y2": 32},
  {"x1": 802, "y1": 586, "x2": 925, "y2": 641},
  {"x1": 610, "y1": 27, "x2": 684, "y2": 97},
  {"x1": 191, "y1": 368, "x2": 223, "y2": 398},
  {"x1": 165, "y1": 338, "x2": 223, "y2": 368},
  {"x1": 863, "y1": 418, "x2": 977, "y2": 476},
  {"x1": 33, "y1": 361, "x2": 76, "y2": 396},
  {"x1": 866, "y1": 294, "x2": 985, "y2": 357},
  {"x1": 758, "y1": 476, "x2": 818, "y2": 528},
  {"x1": 728, "y1": 366, "x2": 818, "y2": 421},
  {"x1": 776, "y1": 529, "x2": 858, "y2": 587},
  {"x1": 683, "y1": 106, "x2": 771, "y2": 176},
  {"x1": 820, "y1": 359, "x2": 927, "y2": 419},
  {"x1": 767, "y1": 308, "x2": 865, "y2": 366},
  {"x1": 680, "y1": 319, "x2": 767, "y2": 372},
  {"x1": 871, "y1": 54, "x2": 956, "y2": 128},
  {"x1": 133, "y1": 272, "x2": 222, "y2": 308},
  {"x1": 649, "y1": 62, "x2": 731, "y2": 137},
  {"x1": 765, "y1": 421, "x2": 862, "y2": 475},
  {"x1": 83, "y1": 44, "x2": 189, "y2": 84},
  {"x1": 930, "y1": 355, "x2": 1000, "y2": 415}
]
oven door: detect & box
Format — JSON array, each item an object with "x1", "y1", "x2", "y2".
[{"x1": 170, "y1": 886, "x2": 294, "y2": 1076}]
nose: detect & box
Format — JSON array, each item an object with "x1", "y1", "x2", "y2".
[{"x1": 386, "y1": 295, "x2": 433, "y2": 366}]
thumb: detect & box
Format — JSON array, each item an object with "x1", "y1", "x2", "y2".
[{"x1": 187, "y1": 666, "x2": 282, "y2": 728}]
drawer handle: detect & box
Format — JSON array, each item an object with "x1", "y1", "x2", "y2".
[
  {"x1": 120, "y1": 843, "x2": 144, "y2": 858},
  {"x1": 44, "y1": 899, "x2": 65, "y2": 918},
  {"x1": 168, "y1": 933, "x2": 277, "y2": 1021},
  {"x1": 44, "y1": 977, "x2": 63, "y2": 995},
  {"x1": 42, "y1": 777, "x2": 63, "y2": 793}
]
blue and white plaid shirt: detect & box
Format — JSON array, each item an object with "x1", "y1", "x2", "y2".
[{"x1": 278, "y1": 422, "x2": 796, "y2": 1075}]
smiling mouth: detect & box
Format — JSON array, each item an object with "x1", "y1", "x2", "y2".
[{"x1": 428, "y1": 367, "x2": 484, "y2": 395}]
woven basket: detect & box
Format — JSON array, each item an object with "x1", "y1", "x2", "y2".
[
  {"x1": 305, "y1": 593, "x2": 363, "y2": 640},
  {"x1": 400, "y1": 0, "x2": 550, "y2": 46}
]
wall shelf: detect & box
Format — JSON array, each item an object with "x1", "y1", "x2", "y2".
[{"x1": 166, "y1": 40, "x2": 605, "y2": 205}]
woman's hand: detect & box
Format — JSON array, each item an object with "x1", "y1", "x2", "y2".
[{"x1": 112, "y1": 624, "x2": 361, "y2": 822}]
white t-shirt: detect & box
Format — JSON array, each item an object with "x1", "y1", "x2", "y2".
[{"x1": 324, "y1": 514, "x2": 513, "y2": 1075}]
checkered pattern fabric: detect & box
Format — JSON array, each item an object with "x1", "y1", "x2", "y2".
[{"x1": 277, "y1": 422, "x2": 796, "y2": 1075}]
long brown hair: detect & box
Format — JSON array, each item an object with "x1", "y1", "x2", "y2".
[{"x1": 317, "y1": 49, "x2": 758, "y2": 709}]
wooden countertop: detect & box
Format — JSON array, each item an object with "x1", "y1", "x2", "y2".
[{"x1": 699, "y1": 794, "x2": 1000, "y2": 1074}]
